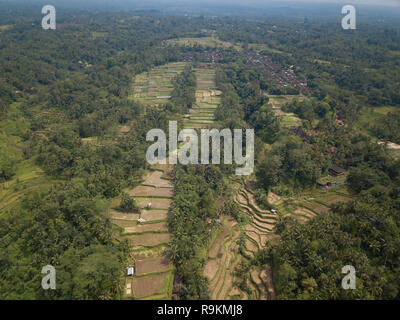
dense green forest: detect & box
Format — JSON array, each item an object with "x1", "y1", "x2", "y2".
[
  {"x1": 0, "y1": 10, "x2": 206, "y2": 299},
  {"x1": 1, "y1": 4, "x2": 400, "y2": 300}
]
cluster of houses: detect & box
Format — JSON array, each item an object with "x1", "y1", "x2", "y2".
[
  {"x1": 203, "y1": 50, "x2": 223, "y2": 63},
  {"x1": 317, "y1": 166, "x2": 348, "y2": 189},
  {"x1": 182, "y1": 50, "x2": 223, "y2": 63},
  {"x1": 243, "y1": 51, "x2": 308, "y2": 91}
]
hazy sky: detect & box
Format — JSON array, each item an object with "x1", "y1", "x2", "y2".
[
  {"x1": 220, "y1": 0, "x2": 400, "y2": 6},
  {"x1": 6, "y1": 0, "x2": 400, "y2": 9}
]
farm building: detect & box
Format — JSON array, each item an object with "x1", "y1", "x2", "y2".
[
  {"x1": 127, "y1": 267, "x2": 135, "y2": 276},
  {"x1": 329, "y1": 166, "x2": 346, "y2": 176}
]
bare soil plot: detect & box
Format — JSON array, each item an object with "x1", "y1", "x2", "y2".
[
  {"x1": 204, "y1": 259, "x2": 219, "y2": 281},
  {"x1": 208, "y1": 228, "x2": 229, "y2": 259},
  {"x1": 246, "y1": 232, "x2": 262, "y2": 250},
  {"x1": 110, "y1": 211, "x2": 140, "y2": 221},
  {"x1": 260, "y1": 266, "x2": 276, "y2": 299},
  {"x1": 302, "y1": 200, "x2": 330, "y2": 214},
  {"x1": 161, "y1": 171, "x2": 173, "y2": 180},
  {"x1": 242, "y1": 190, "x2": 271, "y2": 215},
  {"x1": 130, "y1": 186, "x2": 174, "y2": 198},
  {"x1": 244, "y1": 238, "x2": 258, "y2": 256},
  {"x1": 314, "y1": 204, "x2": 331, "y2": 214},
  {"x1": 218, "y1": 248, "x2": 240, "y2": 300},
  {"x1": 141, "y1": 171, "x2": 173, "y2": 187},
  {"x1": 258, "y1": 234, "x2": 271, "y2": 248},
  {"x1": 140, "y1": 210, "x2": 168, "y2": 221},
  {"x1": 208, "y1": 226, "x2": 240, "y2": 300},
  {"x1": 136, "y1": 198, "x2": 172, "y2": 209},
  {"x1": 317, "y1": 195, "x2": 352, "y2": 206},
  {"x1": 136, "y1": 256, "x2": 171, "y2": 275},
  {"x1": 251, "y1": 269, "x2": 268, "y2": 300},
  {"x1": 208, "y1": 217, "x2": 236, "y2": 258},
  {"x1": 244, "y1": 223, "x2": 270, "y2": 236},
  {"x1": 152, "y1": 163, "x2": 174, "y2": 172},
  {"x1": 125, "y1": 222, "x2": 168, "y2": 234},
  {"x1": 126, "y1": 279, "x2": 132, "y2": 295},
  {"x1": 246, "y1": 278, "x2": 259, "y2": 300},
  {"x1": 228, "y1": 287, "x2": 242, "y2": 299},
  {"x1": 127, "y1": 233, "x2": 171, "y2": 248},
  {"x1": 133, "y1": 273, "x2": 169, "y2": 298},
  {"x1": 387, "y1": 142, "x2": 400, "y2": 150},
  {"x1": 268, "y1": 192, "x2": 282, "y2": 205},
  {"x1": 112, "y1": 219, "x2": 137, "y2": 229},
  {"x1": 211, "y1": 244, "x2": 233, "y2": 300},
  {"x1": 294, "y1": 208, "x2": 316, "y2": 219},
  {"x1": 167, "y1": 37, "x2": 233, "y2": 48}
]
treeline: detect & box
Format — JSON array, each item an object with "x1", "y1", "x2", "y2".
[
  {"x1": 0, "y1": 182, "x2": 126, "y2": 299},
  {"x1": 211, "y1": 35, "x2": 400, "y2": 300},
  {"x1": 167, "y1": 65, "x2": 197, "y2": 114},
  {"x1": 215, "y1": 62, "x2": 279, "y2": 145},
  {"x1": 0, "y1": 105, "x2": 174, "y2": 299},
  {"x1": 168, "y1": 164, "x2": 229, "y2": 299},
  {"x1": 373, "y1": 112, "x2": 400, "y2": 144},
  {"x1": 0, "y1": 11, "x2": 206, "y2": 299},
  {"x1": 0, "y1": 12, "x2": 188, "y2": 182},
  {"x1": 272, "y1": 146, "x2": 400, "y2": 299}
]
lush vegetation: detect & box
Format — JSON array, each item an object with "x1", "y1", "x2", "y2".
[
  {"x1": 1, "y1": 3, "x2": 399, "y2": 300},
  {"x1": 272, "y1": 150, "x2": 400, "y2": 299}
]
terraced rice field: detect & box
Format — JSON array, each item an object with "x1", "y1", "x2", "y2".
[
  {"x1": 274, "y1": 186, "x2": 353, "y2": 220},
  {"x1": 204, "y1": 178, "x2": 278, "y2": 300},
  {"x1": 205, "y1": 216, "x2": 242, "y2": 300},
  {"x1": 205, "y1": 176, "x2": 353, "y2": 300},
  {"x1": 0, "y1": 160, "x2": 53, "y2": 212},
  {"x1": 183, "y1": 65, "x2": 219, "y2": 130},
  {"x1": 166, "y1": 37, "x2": 233, "y2": 48},
  {"x1": 267, "y1": 95, "x2": 303, "y2": 128},
  {"x1": 271, "y1": 189, "x2": 353, "y2": 231},
  {"x1": 129, "y1": 62, "x2": 187, "y2": 107},
  {"x1": 117, "y1": 62, "x2": 223, "y2": 300},
  {"x1": 112, "y1": 165, "x2": 175, "y2": 300}
]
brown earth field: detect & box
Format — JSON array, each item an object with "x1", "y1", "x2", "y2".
[
  {"x1": 124, "y1": 222, "x2": 168, "y2": 234},
  {"x1": 204, "y1": 259, "x2": 219, "y2": 281},
  {"x1": 208, "y1": 217, "x2": 236, "y2": 259},
  {"x1": 110, "y1": 211, "x2": 140, "y2": 220},
  {"x1": 141, "y1": 171, "x2": 173, "y2": 187},
  {"x1": 112, "y1": 219, "x2": 137, "y2": 228},
  {"x1": 133, "y1": 273, "x2": 169, "y2": 298},
  {"x1": 130, "y1": 186, "x2": 174, "y2": 197},
  {"x1": 127, "y1": 233, "x2": 171, "y2": 248},
  {"x1": 268, "y1": 192, "x2": 282, "y2": 205},
  {"x1": 136, "y1": 256, "x2": 172, "y2": 275},
  {"x1": 140, "y1": 210, "x2": 168, "y2": 221},
  {"x1": 152, "y1": 163, "x2": 174, "y2": 172},
  {"x1": 136, "y1": 198, "x2": 172, "y2": 209},
  {"x1": 294, "y1": 208, "x2": 316, "y2": 219},
  {"x1": 318, "y1": 195, "x2": 352, "y2": 206},
  {"x1": 313, "y1": 204, "x2": 331, "y2": 214}
]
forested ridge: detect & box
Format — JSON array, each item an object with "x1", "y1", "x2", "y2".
[{"x1": 0, "y1": 10, "x2": 208, "y2": 299}]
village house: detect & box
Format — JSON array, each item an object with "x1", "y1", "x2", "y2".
[
  {"x1": 329, "y1": 166, "x2": 346, "y2": 176},
  {"x1": 126, "y1": 266, "x2": 135, "y2": 277},
  {"x1": 317, "y1": 166, "x2": 348, "y2": 189}
]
